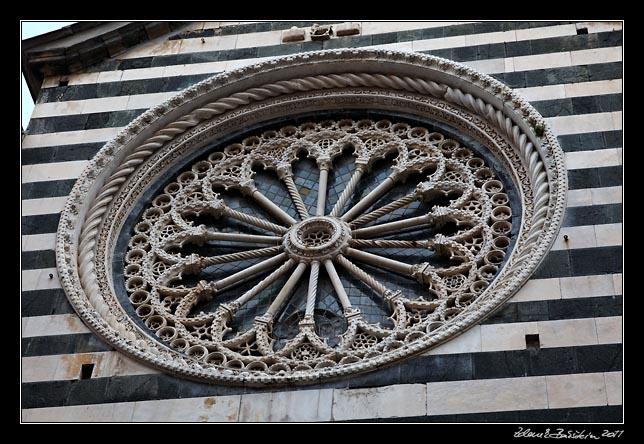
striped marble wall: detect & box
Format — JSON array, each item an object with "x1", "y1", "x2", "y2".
[{"x1": 21, "y1": 20, "x2": 622, "y2": 423}]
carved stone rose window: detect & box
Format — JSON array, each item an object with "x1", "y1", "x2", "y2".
[{"x1": 56, "y1": 50, "x2": 566, "y2": 384}]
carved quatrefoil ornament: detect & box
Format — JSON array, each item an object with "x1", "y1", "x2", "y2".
[{"x1": 56, "y1": 49, "x2": 567, "y2": 385}]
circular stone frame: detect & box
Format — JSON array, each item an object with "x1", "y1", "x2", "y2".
[{"x1": 56, "y1": 49, "x2": 567, "y2": 385}]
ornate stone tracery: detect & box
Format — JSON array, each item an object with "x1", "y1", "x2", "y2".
[
  {"x1": 55, "y1": 49, "x2": 567, "y2": 384},
  {"x1": 122, "y1": 119, "x2": 514, "y2": 370}
]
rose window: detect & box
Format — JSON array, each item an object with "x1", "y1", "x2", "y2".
[
  {"x1": 56, "y1": 49, "x2": 566, "y2": 384},
  {"x1": 122, "y1": 118, "x2": 515, "y2": 371}
]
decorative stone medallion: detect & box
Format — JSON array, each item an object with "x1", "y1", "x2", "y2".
[
  {"x1": 56, "y1": 49, "x2": 566, "y2": 385},
  {"x1": 284, "y1": 216, "x2": 352, "y2": 262}
]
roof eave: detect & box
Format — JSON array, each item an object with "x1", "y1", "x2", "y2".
[{"x1": 22, "y1": 21, "x2": 186, "y2": 101}]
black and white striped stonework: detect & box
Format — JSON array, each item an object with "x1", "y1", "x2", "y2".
[{"x1": 21, "y1": 21, "x2": 622, "y2": 422}]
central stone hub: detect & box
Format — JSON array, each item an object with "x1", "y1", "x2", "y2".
[{"x1": 284, "y1": 216, "x2": 351, "y2": 262}]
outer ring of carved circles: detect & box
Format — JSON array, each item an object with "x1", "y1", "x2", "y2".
[{"x1": 56, "y1": 49, "x2": 567, "y2": 385}]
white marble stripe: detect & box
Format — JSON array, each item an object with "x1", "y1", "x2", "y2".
[
  {"x1": 20, "y1": 371, "x2": 622, "y2": 422},
  {"x1": 567, "y1": 186, "x2": 622, "y2": 208},
  {"x1": 515, "y1": 79, "x2": 622, "y2": 102},
  {"x1": 23, "y1": 401, "x2": 140, "y2": 422},
  {"x1": 32, "y1": 92, "x2": 178, "y2": 118},
  {"x1": 22, "y1": 314, "x2": 90, "y2": 338},
  {"x1": 565, "y1": 148, "x2": 622, "y2": 170},
  {"x1": 560, "y1": 274, "x2": 622, "y2": 300},
  {"x1": 546, "y1": 111, "x2": 622, "y2": 135},
  {"x1": 604, "y1": 371, "x2": 622, "y2": 406},
  {"x1": 21, "y1": 110, "x2": 621, "y2": 149},
  {"x1": 480, "y1": 316, "x2": 621, "y2": 353},
  {"x1": 22, "y1": 268, "x2": 60, "y2": 292},
  {"x1": 595, "y1": 316, "x2": 622, "y2": 344},
  {"x1": 594, "y1": 223, "x2": 623, "y2": 248},
  {"x1": 332, "y1": 384, "x2": 426, "y2": 421},
  {"x1": 590, "y1": 186, "x2": 623, "y2": 206},
  {"x1": 575, "y1": 21, "x2": 622, "y2": 34},
  {"x1": 546, "y1": 372, "x2": 610, "y2": 409},
  {"x1": 22, "y1": 197, "x2": 68, "y2": 216},
  {"x1": 571, "y1": 47, "x2": 623, "y2": 66},
  {"x1": 427, "y1": 375, "x2": 548, "y2": 416},
  {"x1": 563, "y1": 79, "x2": 623, "y2": 99},
  {"x1": 22, "y1": 160, "x2": 88, "y2": 184},
  {"x1": 460, "y1": 46, "x2": 621, "y2": 75},
  {"x1": 30, "y1": 96, "x2": 128, "y2": 119},
  {"x1": 126, "y1": 92, "x2": 177, "y2": 110},
  {"x1": 508, "y1": 273, "x2": 622, "y2": 304},
  {"x1": 550, "y1": 223, "x2": 622, "y2": 251},
  {"x1": 22, "y1": 127, "x2": 122, "y2": 149},
  {"x1": 428, "y1": 372, "x2": 618, "y2": 416},
  {"x1": 22, "y1": 395, "x2": 242, "y2": 422},
  {"x1": 22, "y1": 351, "x2": 160, "y2": 383},
  {"x1": 22, "y1": 233, "x2": 56, "y2": 252},
  {"x1": 361, "y1": 21, "x2": 475, "y2": 35}
]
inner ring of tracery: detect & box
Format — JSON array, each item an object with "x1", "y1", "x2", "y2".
[{"x1": 123, "y1": 118, "x2": 514, "y2": 370}]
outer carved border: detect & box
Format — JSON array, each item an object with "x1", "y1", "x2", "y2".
[{"x1": 56, "y1": 49, "x2": 567, "y2": 384}]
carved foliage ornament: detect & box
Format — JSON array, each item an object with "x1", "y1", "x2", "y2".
[{"x1": 56, "y1": 49, "x2": 566, "y2": 384}]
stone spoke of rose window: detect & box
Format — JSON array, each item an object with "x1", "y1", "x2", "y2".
[
  {"x1": 246, "y1": 185, "x2": 298, "y2": 226},
  {"x1": 276, "y1": 165, "x2": 310, "y2": 220},
  {"x1": 351, "y1": 211, "x2": 436, "y2": 239},
  {"x1": 199, "y1": 246, "x2": 283, "y2": 267},
  {"x1": 222, "y1": 258, "x2": 298, "y2": 316},
  {"x1": 258, "y1": 261, "x2": 309, "y2": 322},
  {"x1": 204, "y1": 229, "x2": 283, "y2": 245},
  {"x1": 323, "y1": 259, "x2": 358, "y2": 320},
  {"x1": 339, "y1": 169, "x2": 398, "y2": 222},
  {"x1": 335, "y1": 254, "x2": 392, "y2": 298},
  {"x1": 159, "y1": 246, "x2": 283, "y2": 283},
  {"x1": 349, "y1": 191, "x2": 420, "y2": 228},
  {"x1": 348, "y1": 177, "x2": 449, "y2": 228},
  {"x1": 348, "y1": 239, "x2": 431, "y2": 249},
  {"x1": 207, "y1": 252, "x2": 291, "y2": 294},
  {"x1": 315, "y1": 159, "x2": 331, "y2": 216},
  {"x1": 303, "y1": 260, "x2": 321, "y2": 322},
  {"x1": 329, "y1": 158, "x2": 368, "y2": 217},
  {"x1": 219, "y1": 206, "x2": 288, "y2": 234},
  {"x1": 345, "y1": 247, "x2": 415, "y2": 278},
  {"x1": 156, "y1": 246, "x2": 284, "y2": 296},
  {"x1": 177, "y1": 186, "x2": 290, "y2": 235},
  {"x1": 173, "y1": 252, "x2": 290, "y2": 317}
]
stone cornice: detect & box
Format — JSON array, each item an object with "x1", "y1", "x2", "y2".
[{"x1": 21, "y1": 21, "x2": 185, "y2": 100}]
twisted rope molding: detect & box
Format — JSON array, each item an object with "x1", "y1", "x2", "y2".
[{"x1": 56, "y1": 49, "x2": 567, "y2": 384}]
